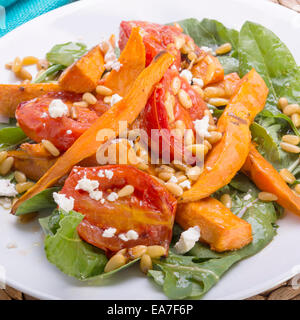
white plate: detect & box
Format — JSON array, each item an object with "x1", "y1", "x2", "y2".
[{"x1": 1, "y1": 0, "x2": 300, "y2": 300}]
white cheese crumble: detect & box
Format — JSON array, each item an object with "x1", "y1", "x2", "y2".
[
  {"x1": 41, "y1": 112, "x2": 48, "y2": 118},
  {"x1": 192, "y1": 77, "x2": 204, "y2": 88},
  {"x1": 104, "y1": 169, "x2": 114, "y2": 180},
  {"x1": 102, "y1": 227, "x2": 117, "y2": 238},
  {"x1": 243, "y1": 194, "x2": 252, "y2": 201},
  {"x1": 200, "y1": 46, "x2": 216, "y2": 55},
  {"x1": 99, "y1": 39, "x2": 123, "y2": 71},
  {"x1": 66, "y1": 130, "x2": 72, "y2": 135},
  {"x1": 179, "y1": 179, "x2": 191, "y2": 190},
  {"x1": 110, "y1": 94, "x2": 123, "y2": 106},
  {"x1": 53, "y1": 192, "x2": 74, "y2": 212},
  {"x1": 180, "y1": 69, "x2": 193, "y2": 84},
  {"x1": 48, "y1": 99, "x2": 69, "y2": 118},
  {"x1": 107, "y1": 192, "x2": 118, "y2": 202},
  {"x1": 75, "y1": 176, "x2": 103, "y2": 201},
  {"x1": 119, "y1": 230, "x2": 139, "y2": 241},
  {"x1": 193, "y1": 115, "x2": 211, "y2": 138},
  {"x1": 174, "y1": 226, "x2": 201, "y2": 254},
  {"x1": 168, "y1": 176, "x2": 178, "y2": 184},
  {"x1": 0, "y1": 179, "x2": 17, "y2": 197}
]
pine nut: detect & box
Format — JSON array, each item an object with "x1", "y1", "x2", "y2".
[
  {"x1": 140, "y1": 254, "x2": 152, "y2": 274},
  {"x1": 208, "y1": 124, "x2": 217, "y2": 131},
  {"x1": 70, "y1": 106, "x2": 78, "y2": 119},
  {"x1": 171, "y1": 77, "x2": 181, "y2": 95},
  {"x1": 165, "y1": 182, "x2": 183, "y2": 196},
  {"x1": 177, "y1": 175, "x2": 188, "y2": 183},
  {"x1": 258, "y1": 192, "x2": 278, "y2": 202},
  {"x1": 280, "y1": 142, "x2": 300, "y2": 154},
  {"x1": 117, "y1": 185, "x2": 134, "y2": 197},
  {"x1": 184, "y1": 129, "x2": 195, "y2": 146},
  {"x1": 16, "y1": 182, "x2": 34, "y2": 194},
  {"x1": 207, "y1": 131, "x2": 222, "y2": 144},
  {"x1": 16, "y1": 68, "x2": 32, "y2": 81},
  {"x1": 12, "y1": 57, "x2": 22, "y2": 73},
  {"x1": 103, "y1": 96, "x2": 112, "y2": 104},
  {"x1": 186, "y1": 144, "x2": 209, "y2": 157},
  {"x1": 146, "y1": 245, "x2": 167, "y2": 258},
  {"x1": 73, "y1": 101, "x2": 88, "y2": 108},
  {"x1": 128, "y1": 245, "x2": 147, "y2": 259},
  {"x1": 42, "y1": 140, "x2": 60, "y2": 157},
  {"x1": 204, "y1": 140, "x2": 212, "y2": 150},
  {"x1": 175, "y1": 120, "x2": 186, "y2": 132},
  {"x1": 204, "y1": 87, "x2": 225, "y2": 99},
  {"x1": 215, "y1": 43, "x2": 232, "y2": 55},
  {"x1": 178, "y1": 89, "x2": 192, "y2": 109},
  {"x1": 0, "y1": 151, "x2": 8, "y2": 163},
  {"x1": 152, "y1": 176, "x2": 165, "y2": 185},
  {"x1": 158, "y1": 171, "x2": 173, "y2": 181},
  {"x1": 5, "y1": 62, "x2": 12, "y2": 69},
  {"x1": 208, "y1": 98, "x2": 229, "y2": 107},
  {"x1": 294, "y1": 184, "x2": 300, "y2": 195},
  {"x1": 172, "y1": 160, "x2": 191, "y2": 172},
  {"x1": 181, "y1": 43, "x2": 192, "y2": 54},
  {"x1": 14, "y1": 171, "x2": 26, "y2": 183},
  {"x1": 116, "y1": 248, "x2": 127, "y2": 256},
  {"x1": 283, "y1": 104, "x2": 300, "y2": 116},
  {"x1": 282, "y1": 135, "x2": 300, "y2": 146},
  {"x1": 137, "y1": 162, "x2": 149, "y2": 171},
  {"x1": 174, "y1": 36, "x2": 185, "y2": 50},
  {"x1": 37, "y1": 59, "x2": 49, "y2": 70},
  {"x1": 192, "y1": 85, "x2": 204, "y2": 98},
  {"x1": 22, "y1": 56, "x2": 38, "y2": 66},
  {"x1": 188, "y1": 51, "x2": 197, "y2": 61},
  {"x1": 0, "y1": 157, "x2": 14, "y2": 175},
  {"x1": 96, "y1": 85, "x2": 113, "y2": 96},
  {"x1": 157, "y1": 165, "x2": 175, "y2": 173},
  {"x1": 205, "y1": 110, "x2": 215, "y2": 125},
  {"x1": 279, "y1": 169, "x2": 296, "y2": 184},
  {"x1": 220, "y1": 193, "x2": 232, "y2": 209},
  {"x1": 291, "y1": 113, "x2": 300, "y2": 128},
  {"x1": 165, "y1": 92, "x2": 175, "y2": 122},
  {"x1": 186, "y1": 166, "x2": 202, "y2": 181},
  {"x1": 278, "y1": 97, "x2": 289, "y2": 110},
  {"x1": 104, "y1": 254, "x2": 127, "y2": 273},
  {"x1": 82, "y1": 92, "x2": 97, "y2": 105}
]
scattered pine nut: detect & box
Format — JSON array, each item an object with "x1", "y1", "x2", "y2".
[
  {"x1": 103, "y1": 96, "x2": 112, "y2": 104},
  {"x1": 16, "y1": 68, "x2": 32, "y2": 81},
  {"x1": 82, "y1": 92, "x2": 97, "y2": 105},
  {"x1": 278, "y1": 97, "x2": 289, "y2": 110},
  {"x1": 96, "y1": 85, "x2": 113, "y2": 96},
  {"x1": 258, "y1": 192, "x2": 278, "y2": 202},
  {"x1": 208, "y1": 98, "x2": 229, "y2": 107},
  {"x1": 294, "y1": 184, "x2": 300, "y2": 195},
  {"x1": 158, "y1": 171, "x2": 173, "y2": 182},
  {"x1": 165, "y1": 182, "x2": 183, "y2": 197},
  {"x1": 0, "y1": 151, "x2": 8, "y2": 163},
  {"x1": 117, "y1": 185, "x2": 134, "y2": 197},
  {"x1": 279, "y1": 168, "x2": 296, "y2": 184},
  {"x1": 207, "y1": 131, "x2": 222, "y2": 144},
  {"x1": 165, "y1": 92, "x2": 175, "y2": 122},
  {"x1": 178, "y1": 89, "x2": 192, "y2": 109},
  {"x1": 22, "y1": 56, "x2": 38, "y2": 66},
  {"x1": 0, "y1": 157, "x2": 14, "y2": 175},
  {"x1": 282, "y1": 135, "x2": 300, "y2": 146},
  {"x1": 204, "y1": 87, "x2": 225, "y2": 99},
  {"x1": 104, "y1": 254, "x2": 127, "y2": 273},
  {"x1": 186, "y1": 166, "x2": 202, "y2": 181},
  {"x1": 184, "y1": 129, "x2": 195, "y2": 146},
  {"x1": 140, "y1": 254, "x2": 152, "y2": 274},
  {"x1": 191, "y1": 85, "x2": 204, "y2": 97},
  {"x1": 220, "y1": 193, "x2": 232, "y2": 209},
  {"x1": 283, "y1": 104, "x2": 300, "y2": 116},
  {"x1": 280, "y1": 142, "x2": 300, "y2": 154},
  {"x1": 70, "y1": 106, "x2": 78, "y2": 119},
  {"x1": 41, "y1": 140, "x2": 60, "y2": 157},
  {"x1": 14, "y1": 171, "x2": 26, "y2": 183},
  {"x1": 171, "y1": 77, "x2": 181, "y2": 95},
  {"x1": 215, "y1": 43, "x2": 232, "y2": 55},
  {"x1": 73, "y1": 101, "x2": 88, "y2": 108},
  {"x1": 146, "y1": 245, "x2": 166, "y2": 258},
  {"x1": 12, "y1": 57, "x2": 22, "y2": 73},
  {"x1": 128, "y1": 245, "x2": 147, "y2": 259},
  {"x1": 291, "y1": 113, "x2": 300, "y2": 128},
  {"x1": 16, "y1": 182, "x2": 35, "y2": 194}
]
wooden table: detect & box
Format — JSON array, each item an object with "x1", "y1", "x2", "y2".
[{"x1": 1, "y1": 0, "x2": 300, "y2": 301}]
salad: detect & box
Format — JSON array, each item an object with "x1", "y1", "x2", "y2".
[{"x1": 0, "y1": 18, "x2": 300, "y2": 300}]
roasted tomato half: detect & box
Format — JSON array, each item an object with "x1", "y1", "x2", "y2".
[
  {"x1": 16, "y1": 91, "x2": 109, "y2": 151},
  {"x1": 137, "y1": 68, "x2": 208, "y2": 164},
  {"x1": 119, "y1": 21, "x2": 205, "y2": 68},
  {"x1": 60, "y1": 165, "x2": 177, "y2": 254}
]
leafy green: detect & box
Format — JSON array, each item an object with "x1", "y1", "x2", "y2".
[
  {"x1": 33, "y1": 64, "x2": 65, "y2": 84},
  {"x1": 46, "y1": 42, "x2": 87, "y2": 67},
  {"x1": 15, "y1": 187, "x2": 60, "y2": 216},
  {"x1": 150, "y1": 174, "x2": 280, "y2": 299},
  {"x1": 44, "y1": 210, "x2": 107, "y2": 280},
  {"x1": 239, "y1": 21, "x2": 300, "y2": 115},
  {"x1": 0, "y1": 119, "x2": 27, "y2": 151}
]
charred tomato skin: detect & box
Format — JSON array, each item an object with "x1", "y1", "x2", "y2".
[{"x1": 59, "y1": 165, "x2": 177, "y2": 255}]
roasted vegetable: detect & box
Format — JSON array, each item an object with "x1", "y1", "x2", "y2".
[
  {"x1": 102, "y1": 27, "x2": 146, "y2": 96},
  {"x1": 0, "y1": 83, "x2": 61, "y2": 117},
  {"x1": 180, "y1": 69, "x2": 269, "y2": 202},
  {"x1": 243, "y1": 144, "x2": 300, "y2": 215},
  {"x1": 58, "y1": 165, "x2": 177, "y2": 254},
  {"x1": 59, "y1": 46, "x2": 105, "y2": 93},
  {"x1": 176, "y1": 197, "x2": 252, "y2": 252},
  {"x1": 12, "y1": 51, "x2": 174, "y2": 213}
]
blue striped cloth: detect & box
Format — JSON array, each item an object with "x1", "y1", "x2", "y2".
[{"x1": 0, "y1": 0, "x2": 77, "y2": 37}]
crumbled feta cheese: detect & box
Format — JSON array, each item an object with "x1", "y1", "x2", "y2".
[
  {"x1": 107, "y1": 192, "x2": 118, "y2": 202},
  {"x1": 243, "y1": 194, "x2": 252, "y2": 201},
  {"x1": 75, "y1": 176, "x2": 103, "y2": 201},
  {"x1": 174, "y1": 226, "x2": 200, "y2": 254},
  {"x1": 99, "y1": 38, "x2": 123, "y2": 71},
  {"x1": 119, "y1": 230, "x2": 139, "y2": 241},
  {"x1": 97, "y1": 170, "x2": 105, "y2": 178},
  {"x1": 193, "y1": 115, "x2": 211, "y2": 138},
  {"x1": 192, "y1": 77, "x2": 204, "y2": 88},
  {"x1": 179, "y1": 179, "x2": 191, "y2": 190},
  {"x1": 48, "y1": 99, "x2": 69, "y2": 118},
  {"x1": 171, "y1": 65, "x2": 177, "y2": 71},
  {"x1": 0, "y1": 197, "x2": 11, "y2": 209},
  {"x1": 110, "y1": 94, "x2": 123, "y2": 106},
  {"x1": 53, "y1": 192, "x2": 74, "y2": 212},
  {"x1": 180, "y1": 69, "x2": 193, "y2": 84},
  {"x1": 100, "y1": 199, "x2": 105, "y2": 204},
  {"x1": 102, "y1": 227, "x2": 117, "y2": 238},
  {"x1": 66, "y1": 130, "x2": 72, "y2": 135},
  {"x1": 206, "y1": 166, "x2": 212, "y2": 171},
  {"x1": 104, "y1": 169, "x2": 114, "y2": 180},
  {"x1": 41, "y1": 112, "x2": 48, "y2": 118},
  {"x1": 168, "y1": 176, "x2": 178, "y2": 184},
  {"x1": 0, "y1": 179, "x2": 17, "y2": 197},
  {"x1": 111, "y1": 61, "x2": 122, "y2": 71},
  {"x1": 201, "y1": 46, "x2": 215, "y2": 55}
]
